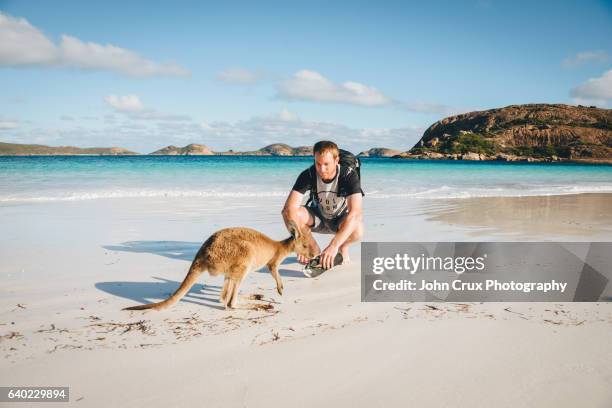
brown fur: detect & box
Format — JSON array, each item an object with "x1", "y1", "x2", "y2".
[{"x1": 123, "y1": 221, "x2": 314, "y2": 311}]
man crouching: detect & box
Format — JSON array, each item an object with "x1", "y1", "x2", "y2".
[{"x1": 281, "y1": 140, "x2": 364, "y2": 270}]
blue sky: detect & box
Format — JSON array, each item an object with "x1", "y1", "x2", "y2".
[{"x1": 0, "y1": 0, "x2": 611, "y2": 153}]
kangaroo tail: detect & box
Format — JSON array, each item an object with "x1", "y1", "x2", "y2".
[{"x1": 123, "y1": 259, "x2": 205, "y2": 311}]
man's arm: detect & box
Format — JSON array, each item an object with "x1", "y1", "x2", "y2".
[
  {"x1": 320, "y1": 193, "x2": 363, "y2": 268},
  {"x1": 281, "y1": 190, "x2": 305, "y2": 228},
  {"x1": 331, "y1": 193, "x2": 362, "y2": 248}
]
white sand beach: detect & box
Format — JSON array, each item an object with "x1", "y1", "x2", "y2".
[{"x1": 1, "y1": 193, "x2": 612, "y2": 407}]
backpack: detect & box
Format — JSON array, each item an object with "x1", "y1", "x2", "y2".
[{"x1": 306, "y1": 149, "x2": 363, "y2": 207}]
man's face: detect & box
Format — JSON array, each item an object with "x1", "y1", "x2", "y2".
[{"x1": 314, "y1": 151, "x2": 339, "y2": 181}]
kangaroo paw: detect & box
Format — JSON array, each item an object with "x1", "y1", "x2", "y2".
[
  {"x1": 240, "y1": 293, "x2": 264, "y2": 301},
  {"x1": 249, "y1": 303, "x2": 275, "y2": 311}
]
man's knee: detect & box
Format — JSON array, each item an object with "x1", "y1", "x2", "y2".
[{"x1": 282, "y1": 206, "x2": 314, "y2": 229}]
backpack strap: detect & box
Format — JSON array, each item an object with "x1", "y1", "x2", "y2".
[
  {"x1": 336, "y1": 165, "x2": 355, "y2": 197},
  {"x1": 338, "y1": 162, "x2": 365, "y2": 197}
]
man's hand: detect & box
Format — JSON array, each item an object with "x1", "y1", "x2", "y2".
[{"x1": 320, "y1": 242, "x2": 340, "y2": 269}]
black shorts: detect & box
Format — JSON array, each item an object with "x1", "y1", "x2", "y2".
[{"x1": 304, "y1": 205, "x2": 348, "y2": 234}]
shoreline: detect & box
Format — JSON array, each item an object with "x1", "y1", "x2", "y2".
[{"x1": 2, "y1": 191, "x2": 612, "y2": 208}]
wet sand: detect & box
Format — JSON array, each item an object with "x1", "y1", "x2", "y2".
[{"x1": 424, "y1": 193, "x2": 612, "y2": 239}]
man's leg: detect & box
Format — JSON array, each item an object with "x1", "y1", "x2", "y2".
[
  {"x1": 337, "y1": 217, "x2": 364, "y2": 264},
  {"x1": 281, "y1": 206, "x2": 320, "y2": 264}
]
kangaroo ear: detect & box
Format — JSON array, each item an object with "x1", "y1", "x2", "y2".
[{"x1": 288, "y1": 220, "x2": 301, "y2": 239}]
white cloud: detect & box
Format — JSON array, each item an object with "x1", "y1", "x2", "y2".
[
  {"x1": 105, "y1": 95, "x2": 144, "y2": 112},
  {"x1": 0, "y1": 118, "x2": 19, "y2": 130},
  {"x1": 58, "y1": 35, "x2": 190, "y2": 77},
  {"x1": 570, "y1": 69, "x2": 612, "y2": 106},
  {"x1": 562, "y1": 51, "x2": 611, "y2": 68},
  {"x1": 0, "y1": 13, "x2": 56, "y2": 66},
  {"x1": 277, "y1": 70, "x2": 391, "y2": 107},
  {"x1": 217, "y1": 67, "x2": 262, "y2": 84},
  {"x1": 0, "y1": 12, "x2": 190, "y2": 77},
  {"x1": 276, "y1": 69, "x2": 456, "y2": 114},
  {"x1": 104, "y1": 94, "x2": 191, "y2": 122}
]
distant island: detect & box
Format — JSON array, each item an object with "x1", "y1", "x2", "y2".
[
  {"x1": 2, "y1": 104, "x2": 610, "y2": 163},
  {"x1": 0, "y1": 142, "x2": 137, "y2": 156},
  {"x1": 149, "y1": 143, "x2": 314, "y2": 156},
  {"x1": 149, "y1": 144, "x2": 215, "y2": 155},
  {"x1": 358, "y1": 148, "x2": 402, "y2": 157}
]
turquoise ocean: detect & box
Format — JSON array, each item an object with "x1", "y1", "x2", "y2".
[{"x1": 1, "y1": 156, "x2": 611, "y2": 203}]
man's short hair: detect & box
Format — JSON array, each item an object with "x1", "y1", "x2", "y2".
[{"x1": 313, "y1": 141, "x2": 339, "y2": 159}]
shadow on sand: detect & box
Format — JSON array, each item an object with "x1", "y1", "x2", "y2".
[
  {"x1": 103, "y1": 240, "x2": 201, "y2": 262},
  {"x1": 95, "y1": 277, "x2": 226, "y2": 310}
]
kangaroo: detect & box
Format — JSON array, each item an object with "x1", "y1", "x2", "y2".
[{"x1": 123, "y1": 220, "x2": 315, "y2": 311}]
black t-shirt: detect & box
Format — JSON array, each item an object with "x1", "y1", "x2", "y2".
[
  {"x1": 292, "y1": 165, "x2": 363, "y2": 197},
  {"x1": 292, "y1": 164, "x2": 363, "y2": 218}
]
